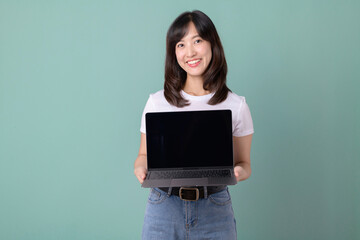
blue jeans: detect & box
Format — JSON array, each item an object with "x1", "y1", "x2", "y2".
[{"x1": 142, "y1": 187, "x2": 237, "y2": 240}]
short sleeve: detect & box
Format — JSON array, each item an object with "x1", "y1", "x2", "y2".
[
  {"x1": 233, "y1": 97, "x2": 254, "y2": 137},
  {"x1": 140, "y1": 95, "x2": 156, "y2": 134}
]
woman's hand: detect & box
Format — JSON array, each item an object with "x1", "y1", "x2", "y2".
[
  {"x1": 134, "y1": 166, "x2": 147, "y2": 184},
  {"x1": 234, "y1": 165, "x2": 247, "y2": 182},
  {"x1": 233, "y1": 134, "x2": 253, "y2": 182},
  {"x1": 134, "y1": 133, "x2": 148, "y2": 184}
]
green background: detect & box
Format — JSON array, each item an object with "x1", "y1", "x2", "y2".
[{"x1": 1, "y1": 0, "x2": 359, "y2": 239}]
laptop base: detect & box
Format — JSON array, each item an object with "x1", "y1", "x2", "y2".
[{"x1": 142, "y1": 170, "x2": 237, "y2": 188}]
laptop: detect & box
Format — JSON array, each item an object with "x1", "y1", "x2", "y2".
[{"x1": 142, "y1": 109, "x2": 237, "y2": 188}]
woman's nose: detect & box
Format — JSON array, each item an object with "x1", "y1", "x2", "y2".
[{"x1": 186, "y1": 45, "x2": 196, "y2": 57}]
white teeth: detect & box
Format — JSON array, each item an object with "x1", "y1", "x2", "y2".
[{"x1": 187, "y1": 59, "x2": 200, "y2": 64}]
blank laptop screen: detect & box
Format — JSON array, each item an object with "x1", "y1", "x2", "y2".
[{"x1": 145, "y1": 110, "x2": 233, "y2": 169}]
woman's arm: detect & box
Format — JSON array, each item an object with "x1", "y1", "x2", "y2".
[
  {"x1": 134, "y1": 133, "x2": 148, "y2": 184},
  {"x1": 233, "y1": 134, "x2": 253, "y2": 182}
]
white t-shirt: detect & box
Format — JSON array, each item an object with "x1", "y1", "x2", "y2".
[{"x1": 140, "y1": 90, "x2": 254, "y2": 137}]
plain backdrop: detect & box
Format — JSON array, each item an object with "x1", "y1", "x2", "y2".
[{"x1": 0, "y1": 0, "x2": 359, "y2": 239}]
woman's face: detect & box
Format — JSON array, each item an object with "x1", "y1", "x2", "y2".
[{"x1": 175, "y1": 22, "x2": 212, "y2": 80}]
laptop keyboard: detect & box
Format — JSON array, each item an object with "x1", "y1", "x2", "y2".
[{"x1": 149, "y1": 169, "x2": 231, "y2": 179}]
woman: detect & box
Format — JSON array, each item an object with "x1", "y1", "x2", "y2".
[{"x1": 134, "y1": 10, "x2": 254, "y2": 239}]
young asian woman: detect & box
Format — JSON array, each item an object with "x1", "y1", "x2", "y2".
[{"x1": 134, "y1": 10, "x2": 254, "y2": 240}]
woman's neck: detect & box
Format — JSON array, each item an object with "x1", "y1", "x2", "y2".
[{"x1": 183, "y1": 76, "x2": 211, "y2": 96}]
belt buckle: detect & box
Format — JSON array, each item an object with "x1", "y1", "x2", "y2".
[{"x1": 179, "y1": 187, "x2": 199, "y2": 201}]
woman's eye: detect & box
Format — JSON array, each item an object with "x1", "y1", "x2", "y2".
[
  {"x1": 177, "y1": 43, "x2": 184, "y2": 48},
  {"x1": 195, "y1": 39, "x2": 202, "y2": 44}
]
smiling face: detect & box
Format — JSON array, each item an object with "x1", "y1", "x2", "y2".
[{"x1": 175, "y1": 21, "x2": 212, "y2": 81}]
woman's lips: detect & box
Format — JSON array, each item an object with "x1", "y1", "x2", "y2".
[{"x1": 187, "y1": 59, "x2": 201, "y2": 68}]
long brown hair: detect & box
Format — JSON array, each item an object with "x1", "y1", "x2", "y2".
[{"x1": 164, "y1": 10, "x2": 230, "y2": 107}]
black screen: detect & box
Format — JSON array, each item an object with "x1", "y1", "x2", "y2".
[{"x1": 146, "y1": 110, "x2": 233, "y2": 169}]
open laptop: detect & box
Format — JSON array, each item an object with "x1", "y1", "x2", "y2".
[{"x1": 142, "y1": 110, "x2": 237, "y2": 188}]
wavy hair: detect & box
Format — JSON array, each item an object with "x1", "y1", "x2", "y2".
[{"x1": 164, "y1": 10, "x2": 230, "y2": 107}]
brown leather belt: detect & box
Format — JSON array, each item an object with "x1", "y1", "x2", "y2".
[{"x1": 159, "y1": 186, "x2": 226, "y2": 201}]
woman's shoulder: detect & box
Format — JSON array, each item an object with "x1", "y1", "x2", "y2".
[
  {"x1": 147, "y1": 89, "x2": 174, "y2": 110},
  {"x1": 148, "y1": 89, "x2": 166, "y2": 104},
  {"x1": 149, "y1": 89, "x2": 165, "y2": 99},
  {"x1": 225, "y1": 91, "x2": 247, "y2": 106}
]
